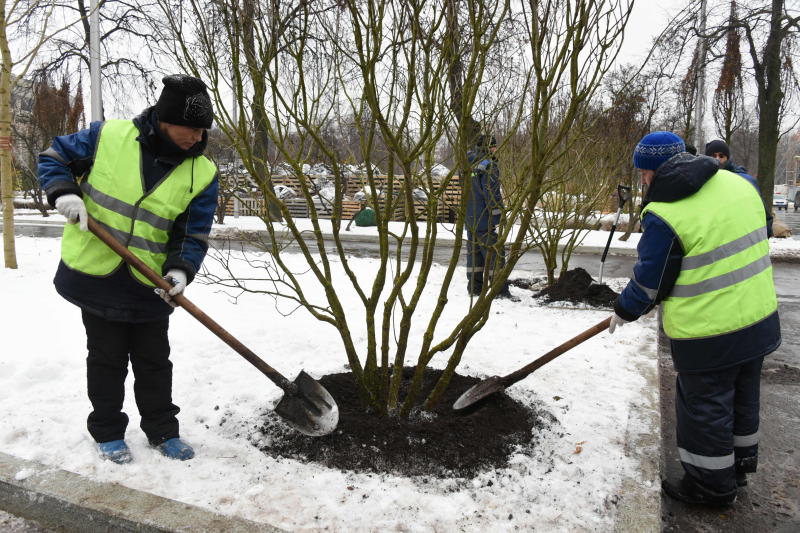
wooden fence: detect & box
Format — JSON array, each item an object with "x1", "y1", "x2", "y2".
[{"x1": 225, "y1": 174, "x2": 462, "y2": 223}]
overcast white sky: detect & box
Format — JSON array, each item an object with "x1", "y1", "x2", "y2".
[{"x1": 618, "y1": 0, "x2": 689, "y2": 65}]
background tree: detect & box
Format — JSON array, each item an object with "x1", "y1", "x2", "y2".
[
  {"x1": 12, "y1": 73, "x2": 83, "y2": 215},
  {"x1": 1, "y1": 0, "x2": 81, "y2": 269},
  {"x1": 37, "y1": 0, "x2": 162, "y2": 118},
  {"x1": 667, "y1": 0, "x2": 800, "y2": 205},
  {"x1": 712, "y1": 1, "x2": 744, "y2": 144}
]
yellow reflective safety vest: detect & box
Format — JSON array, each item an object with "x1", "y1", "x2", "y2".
[
  {"x1": 61, "y1": 120, "x2": 217, "y2": 286},
  {"x1": 642, "y1": 169, "x2": 777, "y2": 339}
]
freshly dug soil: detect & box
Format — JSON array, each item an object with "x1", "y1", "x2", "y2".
[
  {"x1": 534, "y1": 267, "x2": 619, "y2": 308},
  {"x1": 249, "y1": 367, "x2": 554, "y2": 479}
]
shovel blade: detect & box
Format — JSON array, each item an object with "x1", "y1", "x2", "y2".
[
  {"x1": 453, "y1": 376, "x2": 506, "y2": 410},
  {"x1": 274, "y1": 371, "x2": 339, "y2": 437}
]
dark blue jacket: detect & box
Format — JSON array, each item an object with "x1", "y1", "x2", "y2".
[
  {"x1": 615, "y1": 153, "x2": 780, "y2": 373},
  {"x1": 38, "y1": 107, "x2": 219, "y2": 322},
  {"x1": 465, "y1": 149, "x2": 503, "y2": 233}
]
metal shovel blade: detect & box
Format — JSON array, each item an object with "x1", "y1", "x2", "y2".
[
  {"x1": 453, "y1": 376, "x2": 506, "y2": 410},
  {"x1": 274, "y1": 371, "x2": 339, "y2": 437}
]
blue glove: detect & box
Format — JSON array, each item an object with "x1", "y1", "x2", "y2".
[
  {"x1": 55, "y1": 194, "x2": 88, "y2": 231},
  {"x1": 155, "y1": 269, "x2": 188, "y2": 307}
]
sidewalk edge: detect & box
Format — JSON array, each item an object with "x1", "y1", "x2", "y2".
[
  {"x1": 0, "y1": 451, "x2": 283, "y2": 533},
  {"x1": 613, "y1": 316, "x2": 662, "y2": 532}
]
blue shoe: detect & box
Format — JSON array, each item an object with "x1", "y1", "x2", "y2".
[
  {"x1": 156, "y1": 438, "x2": 195, "y2": 461},
  {"x1": 97, "y1": 440, "x2": 133, "y2": 464}
]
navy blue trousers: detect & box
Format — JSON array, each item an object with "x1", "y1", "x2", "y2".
[
  {"x1": 675, "y1": 356, "x2": 763, "y2": 493},
  {"x1": 82, "y1": 311, "x2": 180, "y2": 445},
  {"x1": 466, "y1": 229, "x2": 505, "y2": 293}
]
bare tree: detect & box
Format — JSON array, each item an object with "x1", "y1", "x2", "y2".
[
  {"x1": 1, "y1": 0, "x2": 82, "y2": 269},
  {"x1": 712, "y1": 1, "x2": 744, "y2": 144},
  {"x1": 12, "y1": 73, "x2": 83, "y2": 215},
  {"x1": 741, "y1": 0, "x2": 800, "y2": 205},
  {"x1": 152, "y1": 0, "x2": 633, "y2": 419},
  {"x1": 36, "y1": 0, "x2": 162, "y2": 116}
]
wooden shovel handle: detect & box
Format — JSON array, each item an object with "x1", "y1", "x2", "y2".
[
  {"x1": 86, "y1": 217, "x2": 291, "y2": 390},
  {"x1": 503, "y1": 317, "x2": 612, "y2": 387}
]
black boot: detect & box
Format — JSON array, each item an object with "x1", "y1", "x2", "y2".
[
  {"x1": 735, "y1": 456, "x2": 756, "y2": 487},
  {"x1": 661, "y1": 476, "x2": 737, "y2": 507}
]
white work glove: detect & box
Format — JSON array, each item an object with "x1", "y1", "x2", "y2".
[
  {"x1": 54, "y1": 194, "x2": 88, "y2": 231},
  {"x1": 608, "y1": 313, "x2": 630, "y2": 334},
  {"x1": 155, "y1": 269, "x2": 188, "y2": 307}
]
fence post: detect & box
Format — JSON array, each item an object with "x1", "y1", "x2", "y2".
[{"x1": 233, "y1": 197, "x2": 241, "y2": 218}]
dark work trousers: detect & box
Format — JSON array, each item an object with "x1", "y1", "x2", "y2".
[
  {"x1": 466, "y1": 229, "x2": 505, "y2": 293},
  {"x1": 675, "y1": 356, "x2": 763, "y2": 493},
  {"x1": 82, "y1": 311, "x2": 180, "y2": 445}
]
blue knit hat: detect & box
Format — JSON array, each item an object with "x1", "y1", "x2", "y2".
[{"x1": 632, "y1": 131, "x2": 686, "y2": 170}]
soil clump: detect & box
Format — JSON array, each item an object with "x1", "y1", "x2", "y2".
[
  {"x1": 533, "y1": 267, "x2": 619, "y2": 308},
  {"x1": 250, "y1": 368, "x2": 553, "y2": 478}
]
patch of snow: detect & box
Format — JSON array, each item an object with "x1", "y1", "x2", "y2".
[{"x1": 0, "y1": 233, "x2": 659, "y2": 532}]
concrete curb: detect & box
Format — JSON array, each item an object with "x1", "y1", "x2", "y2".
[
  {"x1": 0, "y1": 452, "x2": 283, "y2": 533},
  {"x1": 613, "y1": 315, "x2": 662, "y2": 532}
]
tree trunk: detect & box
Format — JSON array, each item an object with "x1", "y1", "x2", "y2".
[
  {"x1": 0, "y1": 5, "x2": 18, "y2": 269},
  {"x1": 753, "y1": 0, "x2": 784, "y2": 208}
]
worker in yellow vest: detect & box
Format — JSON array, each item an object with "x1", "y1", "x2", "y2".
[
  {"x1": 609, "y1": 131, "x2": 781, "y2": 507},
  {"x1": 38, "y1": 75, "x2": 219, "y2": 464}
]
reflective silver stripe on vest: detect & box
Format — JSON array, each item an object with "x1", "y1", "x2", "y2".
[
  {"x1": 670, "y1": 254, "x2": 771, "y2": 298},
  {"x1": 681, "y1": 227, "x2": 767, "y2": 271},
  {"x1": 678, "y1": 448, "x2": 735, "y2": 470},
  {"x1": 81, "y1": 182, "x2": 174, "y2": 231},
  {"x1": 95, "y1": 220, "x2": 168, "y2": 255},
  {"x1": 633, "y1": 278, "x2": 658, "y2": 299},
  {"x1": 733, "y1": 431, "x2": 759, "y2": 448}
]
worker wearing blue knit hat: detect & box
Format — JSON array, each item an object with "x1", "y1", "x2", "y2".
[{"x1": 610, "y1": 131, "x2": 781, "y2": 507}]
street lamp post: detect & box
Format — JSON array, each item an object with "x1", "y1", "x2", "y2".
[{"x1": 90, "y1": 0, "x2": 103, "y2": 121}]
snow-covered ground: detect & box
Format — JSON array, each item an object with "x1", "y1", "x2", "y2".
[{"x1": 0, "y1": 226, "x2": 662, "y2": 532}]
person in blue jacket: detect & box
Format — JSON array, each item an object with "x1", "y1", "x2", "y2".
[
  {"x1": 465, "y1": 134, "x2": 515, "y2": 300},
  {"x1": 705, "y1": 139, "x2": 773, "y2": 234},
  {"x1": 38, "y1": 75, "x2": 219, "y2": 464},
  {"x1": 609, "y1": 131, "x2": 781, "y2": 507}
]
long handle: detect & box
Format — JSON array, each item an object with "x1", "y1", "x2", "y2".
[
  {"x1": 599, "y1": 185, "x2": 632, "y2": 283},
  {"x1": 502, "y1": 317, "x2": 611, "y2": 388},
  {"x1": 86, "y1": 217, "x2": 292, "y2": 391}
]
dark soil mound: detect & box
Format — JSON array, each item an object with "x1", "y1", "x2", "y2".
[
  {"x1": 534, "y1": 267, "x2": 619, "y2": 308},
  {"x1": 249, "y1": 368, "x2": 553, "y2": 478}
]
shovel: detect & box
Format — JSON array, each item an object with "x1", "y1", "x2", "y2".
[
  {"x1": 86, "y1": 217, "x2": 338, "y2": 437},
  {"x1": 596, "y1": 184, "x2": 632, "y2": 285},
  {"x1": 453, "y1": 317, "x2": 611, "y2": 410}
]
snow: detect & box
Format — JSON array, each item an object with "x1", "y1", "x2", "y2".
[{"x1": 1, "y1": 211, "x2": 792, "y2": 530}]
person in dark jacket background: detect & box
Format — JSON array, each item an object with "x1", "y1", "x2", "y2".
[
  {"x1": 705, "y1": 139, "x2": 773, "y2": 235},
  {"x1": 38, "y1": 74, "x2": 219, "y2": 464},
  {"x1": 609, "y1": 131, "x2": 781, "y2": 507},
  {"x1": 465, "y1": 134, "x2": 515, "y2": 300}
]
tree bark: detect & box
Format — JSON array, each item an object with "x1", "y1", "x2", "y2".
[
  {"x1": 752, "y1": 0, "x2": 786, "y2": 207},
  {"x1": 1, "y1": 3, "x2": 18, "y2": 269}
]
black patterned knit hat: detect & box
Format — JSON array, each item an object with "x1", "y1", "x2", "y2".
[{"x1": 155, "y1": 74, "x2": 214, "y2": 129}]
